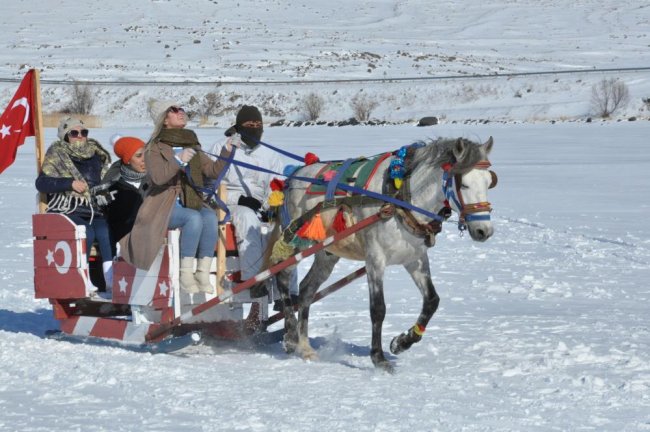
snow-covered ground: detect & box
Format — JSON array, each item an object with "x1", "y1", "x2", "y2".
[
  {"x1": 1, "y1": 122, "x2": 649, "y2": 431},
  {"x1": 1, "y1": 0, "x2": 650, "y2": 430}
]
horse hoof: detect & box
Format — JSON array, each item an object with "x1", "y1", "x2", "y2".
[
  {"x1": 302, "y1": 350, "x2": 319, "y2": 362},
  {"x1": 375, "y1": 360, "x2": 395, "y2": 374}
]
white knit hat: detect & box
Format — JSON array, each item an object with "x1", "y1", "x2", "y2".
[
  {"x1": 149, "y1": 99, "x2": 180, "y2": 124},
  {"x1": 57, "y1": 116, "x2": 86, "y2": 140}
]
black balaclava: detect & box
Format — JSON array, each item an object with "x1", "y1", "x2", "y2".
[{"x1": 234, "y1": 105, "x2": 263, "y2": 149}]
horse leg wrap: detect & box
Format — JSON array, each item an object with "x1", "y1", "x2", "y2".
[{"x1": 389, "y1": 324, "x2": 424, "y2": 355}]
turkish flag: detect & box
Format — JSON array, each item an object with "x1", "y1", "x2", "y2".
[{"x1": 0, "y1": 70, "x2": 35, "y2": 174}]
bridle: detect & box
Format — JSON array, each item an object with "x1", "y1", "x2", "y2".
[{"x1": 442, "y1": 160, "x2": 497, "y2": 231}]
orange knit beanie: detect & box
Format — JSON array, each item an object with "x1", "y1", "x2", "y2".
[{"x1": 114, "y1": 136, "x2": 145, "y2": 163}]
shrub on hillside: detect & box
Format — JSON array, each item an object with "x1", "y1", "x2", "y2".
[
  {"x1": 350, "y1": 93, "x2": 378, "y2": 121},
  {"x1": 61, "y1": 82, "x2": 95, "y2": 115},
  {"x1": 591, "y1": 78, "x2": 630, "y2": 118},
  {"x1": 298, "y1": 92, "x2": 325, "y2": 121}
]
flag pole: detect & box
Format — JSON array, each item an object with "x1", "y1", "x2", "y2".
[{"x1": 32, "y1": 69, "x2": 47, "y2": 214}]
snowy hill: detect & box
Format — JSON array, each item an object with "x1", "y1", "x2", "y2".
[{"x1": 2, "y1": 0, "x2": 650, "y2": 125}]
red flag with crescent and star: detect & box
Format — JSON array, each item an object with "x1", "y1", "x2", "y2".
[{"x1": 0, "y1": 70, "x2": 35, "y2": 174}]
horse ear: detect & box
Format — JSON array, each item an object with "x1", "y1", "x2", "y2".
[
  {"x1": 453, "y1": 138, "x2": 469, "y2": 162},
  {"x1": 483, "y1": 136, "x2": 494, "y2": 154}
]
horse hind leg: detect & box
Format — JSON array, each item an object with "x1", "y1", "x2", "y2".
[
  {"x1": 390, "y1": 255, "x2": 440, "y2": 355},
  {"x1": 296, "y1": 251, "x2": 340, "y2": 361},
  {"x1": 275, "y1": 267, "x2": 300, "y2": 354}
]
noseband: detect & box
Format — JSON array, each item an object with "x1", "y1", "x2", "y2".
[{"x1": 443, "y1": 160, "x2": 497, "y2": 230}]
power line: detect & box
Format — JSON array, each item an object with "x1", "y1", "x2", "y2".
[{"x1": 1, "y1": 66, "x2": 649, "y2": 86}]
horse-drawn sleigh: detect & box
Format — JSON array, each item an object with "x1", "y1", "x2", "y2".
[{"x1": 34, "y1": 135, "x2": 497, "y2": 371}]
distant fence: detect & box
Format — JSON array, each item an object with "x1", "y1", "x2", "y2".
[{"x1": 1, "y1": 66, "x2": 649, "y2": 86}]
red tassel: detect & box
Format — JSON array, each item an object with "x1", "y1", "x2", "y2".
[
  {"x1": 270, "y1": 178, "x2": 285, "y2": 191},
  {"x1": 304, "y1": 152, "x2": 320, "y2": 165},
  {"x1": 296, "y1": 213, "x2": 326, "y2": 241},
  {"x1": 332, "y1": 208, "x2": 347, "y2": 233}
]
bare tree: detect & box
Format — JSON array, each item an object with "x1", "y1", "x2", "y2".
[
  {"x1": 591, "y1": 78, "x2": 630, "y2": 118},
  {"x1": 62, "y1": 82, "x2": 95, "y2": 115},
  {"x1": 299, "y1": 92, "x2": 325, "y2": 121},
  {"x1": 198, "y1": 92, "x2": 222, "y2": 117},
  {"x1": 350, "y1": 93, "x2": 379, "y2": 121}
]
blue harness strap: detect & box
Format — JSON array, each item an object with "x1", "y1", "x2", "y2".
[
  {"x1": 325, "y1": 158, "x2": 355, "y2": 201},
  {"x1": 202, "y1": 148, "x2": 445, "y2": 222}
]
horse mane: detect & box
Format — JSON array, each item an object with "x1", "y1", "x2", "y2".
[{"x1": 410, "y1": 138, "x2": 488, "y2": 173}]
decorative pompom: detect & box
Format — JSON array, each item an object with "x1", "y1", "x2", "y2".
[
  {"x1": 304, "y1": 152, "x2": 320, "y2": 165},
  {"x1": 323, "y1": 170, "x2": 337, "y2": 181},
  {"x1": 271, "y1": 239, "x2": 295, "y2": 262},
  {"x1": 268, "y1": 190, "x2": 284, "y2": 207},
  {"x1": 283, "y1": 165, "x2": 300, "y2": 177},
  {"x1": 270, "y1": 178, "x2": 285, "y2": 191},
  {"x1": 296, "y1": 213, "x2": 326, "y2": 241},
  {"x1": 441, "y1": 162, "x2": 453, "y2": 172},
  {"x1": 394, "y1": 178, "x2": 403, "y2": 189},
  {"x1": 332, "y1": 208, "x2": 347, "y2": 233}
]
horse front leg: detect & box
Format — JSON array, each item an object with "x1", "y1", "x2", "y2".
[
  {"x1": 295, "y1": 251, "x2": 339, "y2": 361},
  {"x1": 390, "y1": 253, "x2": 440, "y2": 355},
  {"x1": 365, "y1": 259, "x2": 394, "y2": 373}
]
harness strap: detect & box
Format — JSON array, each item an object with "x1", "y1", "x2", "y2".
[
  {"x1": 325, "y1": 158, "x2": 355, "y2": 201},
  {"x1": 202, "y1": 149, "x2": 446, "y2": 222}
]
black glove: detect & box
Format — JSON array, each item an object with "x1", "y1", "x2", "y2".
[{"x1": 238, "y1": 195, "x2": 262, "y2": 212}]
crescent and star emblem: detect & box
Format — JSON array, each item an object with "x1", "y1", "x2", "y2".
[
  {"x1": 11, "y1": 97, "x2": 30, "y2": 125},
  {"x1": 45, "y1": 241, "x2": 72, "y2": 274},
  {"x1": 0, "y1": 97, "x2": 30, "y2": 138}
]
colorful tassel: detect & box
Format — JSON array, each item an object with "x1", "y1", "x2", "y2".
[
  {"x1": 296, "y1": 213, "x2": 326, "y2": 241},
  {"x1": 394, "y1": 178, "x2": 403, "y2": 190},
  {"x1": 332, "y1": 208, "x2": 347, "y2": 233},
  {"x1": 270, "y1": 178, "x2": 285, "y2": 191},
  {"x1": 304, "y1": 152, "x2": 320, "y2": 165},
  {"x1": 271, "y1": 239, "x2": 295, "y2": 262},
  {"x1": 268, "y1": 190, "x2": 284, "y2": 207},
  {"x1": 289, "y1": 236, "x2": 314, "y2": 250}
]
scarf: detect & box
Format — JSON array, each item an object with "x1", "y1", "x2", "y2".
[
  {"x1": 156, "y1": 128, "x2": 204, "y2": 210},
  {"x1": 41, "y1": 138, "x2": 111, "y2": 200},
  {"x1": 120, "y1": 163, "x2": 147, "y2": 183}
]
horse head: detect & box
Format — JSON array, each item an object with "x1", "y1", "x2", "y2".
[{"x1": 445, "y1": 136, "x2": 496, "y2": 242}]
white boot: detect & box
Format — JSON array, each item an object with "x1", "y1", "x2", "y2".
[
  {"x1": 102, "y1": 261, "x2": 113, "y2": 296},
  {"x1": 194, "y1": 257, "x2": 214, "y2": 294},
  {"x1": 180, "y1": 257, "x2": 199, "y2": 293}
]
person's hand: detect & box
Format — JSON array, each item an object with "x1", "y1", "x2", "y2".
[
  {"x1": 226, "y1": 134, "x2": 242, "y2": 152},
  {"x1": 72, "y1": 180, "x2": 88, "y2": 193},
  {"x1": 178, "y1": 148, "x2": 196, "y2": 163}
]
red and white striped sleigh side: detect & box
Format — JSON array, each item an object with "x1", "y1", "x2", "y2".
[{"x1": 33, "y1": 203, "x2": 269, "y2": 351}]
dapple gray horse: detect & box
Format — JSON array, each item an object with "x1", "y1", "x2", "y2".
[{"x1": 270, "y1": 137, "x2": 496, "y2": 372}]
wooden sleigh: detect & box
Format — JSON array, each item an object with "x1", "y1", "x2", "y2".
[
  {"x1": 33, "y1": 201, "x2": 375, "y2": 353},
  {"x1": 33, "y1": 180, "x2": 375, "y2": 353},
  {"x1": 33, "y1": 185, "x2": 274, "y2": 352}
]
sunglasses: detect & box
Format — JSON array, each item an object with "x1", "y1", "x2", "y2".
[
  {"x1": 68, "y1": 129, "x2": 89, "y2": 138},
  {"x1": 168, "y1": 106, "x2": 185, "y2": 114}
]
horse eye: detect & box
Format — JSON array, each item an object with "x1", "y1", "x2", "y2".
[{"x1": 460, "y1": 184, "x2": 469, "y2": 190}]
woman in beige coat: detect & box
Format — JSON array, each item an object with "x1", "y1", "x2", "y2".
[{"x1": 120, "y1": 100, "x2": 236, "y2": 293}]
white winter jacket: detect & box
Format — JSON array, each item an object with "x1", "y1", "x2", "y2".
[{"x1": 208, "y1": 135, "x2": 287, "y2": 207}]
